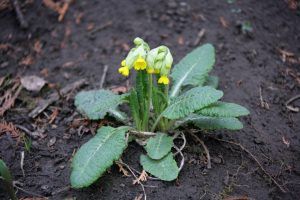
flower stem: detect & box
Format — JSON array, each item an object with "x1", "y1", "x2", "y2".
[{"x1": 151, "y1": 113, "x2": 163, "y2": 132}]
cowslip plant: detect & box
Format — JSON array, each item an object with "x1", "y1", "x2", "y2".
[{"x1": 70, "y1": 38, "x2": 249, "y2": 188}]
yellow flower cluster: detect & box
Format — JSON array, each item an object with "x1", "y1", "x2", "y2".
[
  {"x1": 118, "y1": 38, "x2": 173, "y2": 85},
  {"x1": 118, "y1": 60, "x2": 129, "y2": 77}
]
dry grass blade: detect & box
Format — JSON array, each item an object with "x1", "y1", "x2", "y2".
[
  {"x1": 0, "y1": 81, "x2": 22, "y2": 116},
  {"x1": 133, "y1": 170, "x2": 148, "y2": 185},
  {"x1": 211, "y1": 137, "x2": 287, "y2": 193},
  {"x1": 0, "y1": 121, "x2": 22, "y2": 140}
]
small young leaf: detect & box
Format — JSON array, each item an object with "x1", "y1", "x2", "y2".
[
  {"x1": 70, "y1": 126, "x2": 129, "y2": 188},
  {"x1": 183, "y1": 115, "x2": 243, "y2": 130},
  {"x1": 198, "y1": 102, "x2": 250, "y2": 117},
  {"x1": 75, "y1": 90, "x2": 125, "y2": 120},
  {"x1": 144, "y1": 133, "x2": 173, "y2": 160},
  {"x1": 0, "y1": 159, "x2": 17, "y2": 200},
  {"x1": 204, "y1": 75, "x2": 219, "y2": 89},
  {"x1": 140, "y1": 153, "x2": 179, "y2": 181},
  {"x1": 170, "y1": 44, "x2": 215, "y2": 98},
  {"x1": 163, "y1": 86, "x2": 223, "y2": 120}
]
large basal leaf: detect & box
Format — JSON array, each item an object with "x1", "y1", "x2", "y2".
[
  {"x1": 144, "y1": 133, "x2": 173, "y2": 160},
  {"x1": 170, "y1": 44, "x2": 215, "y2": 98},
  {"x1": 162, "y1": 86, "x2": 223, "y2": 120},
  {"x1": 71, "y1": 126, "x2": 129, "y2": 188},
  {"x1": 204, "y1": 75, "x2": 219, "y2": 89},
  {"x1": 140, "y1": 153, "x2": 179, "y2": 181},
  {"x1": 198, "y1": 102, "x2": 250, "y2": 117},
  {"x1": 183, "y1": 115, "x2": 243, "y2": 130},
  {"x1": 75, "y1": 89, "x2": 125, "y2": 120}
]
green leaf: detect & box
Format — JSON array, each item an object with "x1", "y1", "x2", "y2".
[
  {"x1": 144, "y1": 133, "x2": 173, "y2": 160},
  {"x1": 107, "y1": 108, "x2": 128, "y2": 123},
  {"x1": 204, "y1": 75, "x2": 219, "y2": 89},
  {"x1": 0, "y1": 159, "x2": 13, "y2": 185},
  {"x1": 70, "y1": 126, "x2": 129, "y2": 188},
  {"x1": 170, "y1": 44, "x2": 215, "y2": 98},
  {"x1": 75, "y1": 90, "x2": 125, "y2": 120},
  {"x1": 162, "y1": 86, "x2": 223, "y2": 120},
  {"x1": 183, "y1": 115, "x2": 243, "y2": 130},
  {"x1": 0, "y1": 159, "x2": 17, "y2": 200},
  {"x1": 198, "y1": 102, "x2": 250, "y2": 117},
  {"x1": 140, "y1": 153, "x2": 179, "y2": 181}
]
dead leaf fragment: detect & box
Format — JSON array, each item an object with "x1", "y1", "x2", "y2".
[
  {"x1": 133, "y1": 170, "x2": 148, "y2": 185},
  {"x1": 47, "y1": 137, "x2": 57, "y2": 147},
  {"x1": 19, "y1": 55, "x2": 34, "y2": 66},
  {"x1": 34, "y1": 40, "x2": 42, "y2": 54},
  {"x1": 21, "y1": 75, "x2": 46, "y2": 92},
  {"x1": 282, "y1": 136, "x2": 290, "y2": 148},
  {"x1": 220, "y1": 16, "x2": 229, "y2": 28}
]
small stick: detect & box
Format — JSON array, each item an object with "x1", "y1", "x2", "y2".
[
  {"x1": 129, "y1": 130, "x2": 156, "y2": 137},
  {"x1": 174, "y1": 132, "x2": 186, "y2": 156},
  {"x1": 51, "y1": 185, "x2": 70, "y2": 195},
  {"x1": 116, "y1": 160, "x2": 147, "y2": 200},
  {"x1": 285, "y1": 94, "x2": 300, "y2": 112},
  {"x1": 211, "y1": 137, "x2": 287, "y2": 193},
  {"x1": 90, "y1": 21, "x2": 113, "y2": 34},
  {"x1": 189, "y1": 131, "x2": 211, "y2": 169},
  {"x1": 99, "y1": 65, "x2": 108, "y2": 89},
  {"x1": 29, "y1": 79, "x2": 87, "y2": 118},
  {"x1": 173, "y1": 145, "x2": 185, "y2": 172},
  {"x1": 20, "y1": 151, "x2": 25, "y2": 177},
  {"x1": 193, "y1": 29, "x2": 206, "y2": 46},
  {"x1": 13, "y1": 181, "x2": 44, "y2": 197},
  {"x1": 58, "y1": 0, "x2": 73, "y2": 22},
  {"x1": 10, "y1": 0, "x2": 28, "y2": 29}
]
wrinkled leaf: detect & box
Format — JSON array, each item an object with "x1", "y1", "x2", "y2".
[
  {"x1": 71, "y1": 126, "x2": 129, "y2": 188},
  {"x1": 145, "y1": 133, "x2": 173, "y2": 160},
  {"x1": 170, "y1": 44, "x2": 215, "y2": 98},
  {"x1": 75, "y1": 89, "x2": 124, "y2": 120},
  {"x1": 140, "y1": 153, "x2": 179, "y2": 181},
  {"x1": 182, "y1": 114, "x2": 243, "y2": 130},
  {"x1": 163, "y1": 86, "x2": 223, "y2": 120},
  {"x1": 204, "y1": 75, "x2": 219, "y2": 89},
  {"x1": 198, "y1": 102, "x2": 250, "y2": 117}
]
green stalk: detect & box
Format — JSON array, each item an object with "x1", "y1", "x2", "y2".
[
  {"x1": 142, "y1": 74, "x2": 153, "y2": 131},
  {"x1": 151, "y1": 113, "x2": 163, "y2": 132}
]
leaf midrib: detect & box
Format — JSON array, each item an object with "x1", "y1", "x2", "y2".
[{"x1": 75, "y1": 128, "x2": 121, "y2": 180}]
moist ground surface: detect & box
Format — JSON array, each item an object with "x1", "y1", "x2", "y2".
[{"x1": 0, "y1": 0, "x2": 300, "y2": 199}]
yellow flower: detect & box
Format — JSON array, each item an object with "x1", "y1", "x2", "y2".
[
  {"x1": 134, "y1": 56, "x2": 147, "y2": 70},
  {"x1": 158, "y1": 75, "x2": 169, "y2": 85},
  {"x1": 147, "y1": 68, "x2": 155, "y2": 74},
  {"x1": 121, "y1": 60, "x2": 126, "y2": 67},
  {"x1": 118, "y1": 66, "x2": 129, "y2": 77}
]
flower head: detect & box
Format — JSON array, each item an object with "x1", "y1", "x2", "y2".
[
  {"x1": 158, "y1": 75, "x2": 169, "y2": 85},
  {"x1": 118, "y1": 66, "x2": 129, "y2": 77},
  {"x1": 134, "y1": 56, "x2": 147, "y2": 70}
]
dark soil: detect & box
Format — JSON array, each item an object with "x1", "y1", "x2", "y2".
[{"x1": 1, "y1": 0, "x2": 300, "y2": 199}]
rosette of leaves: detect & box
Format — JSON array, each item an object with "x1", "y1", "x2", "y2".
[{"x1": 70, "y1": 43, "x2": 249, "y2": 188}]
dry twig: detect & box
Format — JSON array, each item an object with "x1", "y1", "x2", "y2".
[
  {"x1": 188, "y1": 131, "x2": 211, "y2": 169},
  {"x1": 29, "y1": 79, "x2": 87, "y2": 118},
  {"x1": 0, "y1": 82, "x2": 22, "y2": 116},
  {"x1": 211, "y1": 137, "x2": 287, "y2": 193},
  {"x1": 99, "y1": 65, "x2": 109, "y2": 89},
  {"x1": 285, "y1": 94, "x2": 300, "y2": 112},
  {"x1": 116, "y1": 160, "x2": 147, "y2": 200}
]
